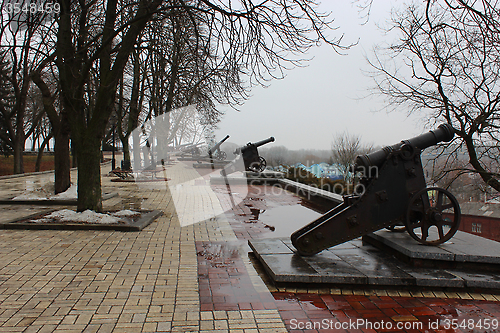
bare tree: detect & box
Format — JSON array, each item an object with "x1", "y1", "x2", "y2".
[
  {"x1": 331, "y1": 131, "x2": 372, "y2": 181},
  {"x1": 368, "y1": 0, "x2": 500, "y2": 193},
  {"x1": 0, "y1": 1, "x2": 54, "y2": 174},
  {"x1": 54, "y1": 0, "x2": 351, "y2": 212}
]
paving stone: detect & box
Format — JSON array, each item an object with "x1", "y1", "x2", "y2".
[
  {"x1": 1, "y1": 159, "x2": 500, "y2": 333},
  {"x1": 448, "y1": 270, "x2": 500, "y2": 289},
  {"x1": 247, "y1": 239, "x2": 293, "y2": 257},
  {"x1": 364, "y1": 231, "x2": 455, "y2": 260},
  {"x1": 400, "y1": 267, "x2": 464, "y2": 288},
  {"x1": 258, "y1": 254, "x2": 320, "y2": 283}
]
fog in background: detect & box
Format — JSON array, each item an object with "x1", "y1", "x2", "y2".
[{"x1": 215, "y1": 0, "x2": 426, "y2": 151}]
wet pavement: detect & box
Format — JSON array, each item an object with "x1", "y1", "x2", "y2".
[
  {"x1": 249, "y1": 235, "x2": 500, "y2": 289},
  {"x1": 0, "y1": 158, "x2": 499, "y2": 332}
]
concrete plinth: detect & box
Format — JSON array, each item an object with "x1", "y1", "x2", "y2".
[{"x1": 249, "y1": 231, "x2": 500, "y2": 291}]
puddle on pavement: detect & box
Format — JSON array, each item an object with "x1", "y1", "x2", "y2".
[
  {"x1": 227, "y1": 185, "x2": 334, "y2": 239},
  {"x1": 250, "y1": 203, "x2": 323, "y2": 238},
  {"x1": 274, "y1": 294, "x2": 329, "y2": 310},
  {"x1": 197, "y1": 243, "x2": 240, "y2": 268}
]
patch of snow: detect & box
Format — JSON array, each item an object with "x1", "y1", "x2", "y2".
[
  {"x1": 49, "y1": 184, "x2": 77, "y2": 199},
  {"x1": 12, "y1": 190, "x2": 48, "y2": 200},
  {"x1": 112, "y1": 210, "x2": 140, "y2": 217},
  {"x1": 32, "y1": 209, "x2": 126, "y2": 224}
]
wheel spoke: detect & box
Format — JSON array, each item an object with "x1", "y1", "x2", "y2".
[
  {"x1": 437, "y1": 225, "x2": 445, "y2": 239},
  {"x1": 421, "y1": 226, "x2": 429, "y2": 241},
  {"x1": 441, "y1": 203, "x2": 454, "y2": 210}
]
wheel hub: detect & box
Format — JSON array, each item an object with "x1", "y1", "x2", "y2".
[{"x1": 429, "y1": 210, "x2": 442, "y2": 223}]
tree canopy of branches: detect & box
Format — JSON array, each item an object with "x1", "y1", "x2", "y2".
[
  {"x1": 369, "y1": 0, "x2": 500, "y2": 193},
  {"x1": 52, "y1": 0, "x2": 350, "y2": 212}
]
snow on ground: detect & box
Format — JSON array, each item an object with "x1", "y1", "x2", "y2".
[
  {"x1": 13, "y1": 183, "x2": 77, "y2": 200},
  {"x1": 30, "y1": 209, "x2": 140, "y2": 224},
  {"x1": 111, "y1": 210, "x2": 141, "y2": 217}
]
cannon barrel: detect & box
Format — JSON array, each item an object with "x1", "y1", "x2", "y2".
[
  {"x1": 253, "y1": 136, "x2": 275, "y2": 148},
  {"x1": 354, "y1": 123, "x2": 454, "y2": 171},
  {"x1": 234, "y1": 137, "x2": 275, "y2": 154},
  {"x1": 208, "y1": 135, "x2": 230, "y2": 154}
]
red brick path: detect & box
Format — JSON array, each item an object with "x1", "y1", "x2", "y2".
[{"x1": 274, "y1": 292, "x2": 500, "y2": 332}]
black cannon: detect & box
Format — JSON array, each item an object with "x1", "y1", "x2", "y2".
[
  {"x1": 223, "y1": 137, "x2": 275, "y2": 174},
  {"x1": 292, "y1": 124, "x2": 461, "y2": 256},
  {"x1": 235, "y1": 137, "x2": 275, "y2": 172},
  {"x1": 207, "y1": 135, "x2": 230, "y2": 161}
]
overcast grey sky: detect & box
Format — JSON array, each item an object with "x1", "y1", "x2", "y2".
[{"x1": 216, "y1": 0, "x2": 427, "y2": 150}]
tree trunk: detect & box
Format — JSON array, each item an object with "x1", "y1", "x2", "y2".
[
  {"x1": 35, "y1": 133, "x2": 52, "y2": 172},
  {"x1": 13, "y1": 137, "x2": 24, "y2": 174},
  {"x1": 75, "y1": 136, "x2": 103, "y2": 212},
  {"x1": 54, "y1": 130, "x2": 71, "y2": 194},
  {"x1": 71, "y1": 140, "x2": 76, "y2": 167},
  {"x1": 121, "y1": 136, "x2": 131, "y2": 170}
]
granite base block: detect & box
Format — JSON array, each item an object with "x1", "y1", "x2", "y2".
[{"x1": 249, "y1": 232, "x2": 500, "y2": 291}]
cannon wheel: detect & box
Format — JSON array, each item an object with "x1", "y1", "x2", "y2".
[
  {"x1": 405, "y1": 187, "x2": 461, "y2": 245},
  {"x1": 249, "y1": 156, "x2": 266, "y2": 172},
  {"x1": 216, "y1": 151, "x2": 227, "y2": 161},
  {"x1": 257, "y1": 156, "x2": 267, "y2": 172}
]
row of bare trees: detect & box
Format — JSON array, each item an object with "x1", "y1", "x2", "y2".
[{"x1": 0, "y1": 0, "x2": 348, "y2": 212}]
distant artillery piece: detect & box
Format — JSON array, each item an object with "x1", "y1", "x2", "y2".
[
  {"x1": 292, "y1": 124, "x2": 461, "y2": 256},
  {"x1": 205, "y1": 135, "x2": 230, "y2": 161},
  {"x1": 229, "y1": 137, "x2": 275, "y2": 173},
  {"x1": 178, "y1": 142, "x2": 204, "y2": 159}
]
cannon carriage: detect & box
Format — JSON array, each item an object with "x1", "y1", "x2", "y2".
[
  {"x1": 206, "y1": 135, "x2": 230, "y2": 161},
  {"x1": 234, "y1": 137, "x2": 275, "y2": 172},
  {"x1": 292, "y1": 124, "x2": 461, "y2": 256},
  {"x1": 222, "y1": 137, "x2": 275, "y2": 174}
]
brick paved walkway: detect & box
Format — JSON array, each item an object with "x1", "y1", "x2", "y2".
[{"x1": 0, "y1": 160, "x2": 498, "y2": 332}]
